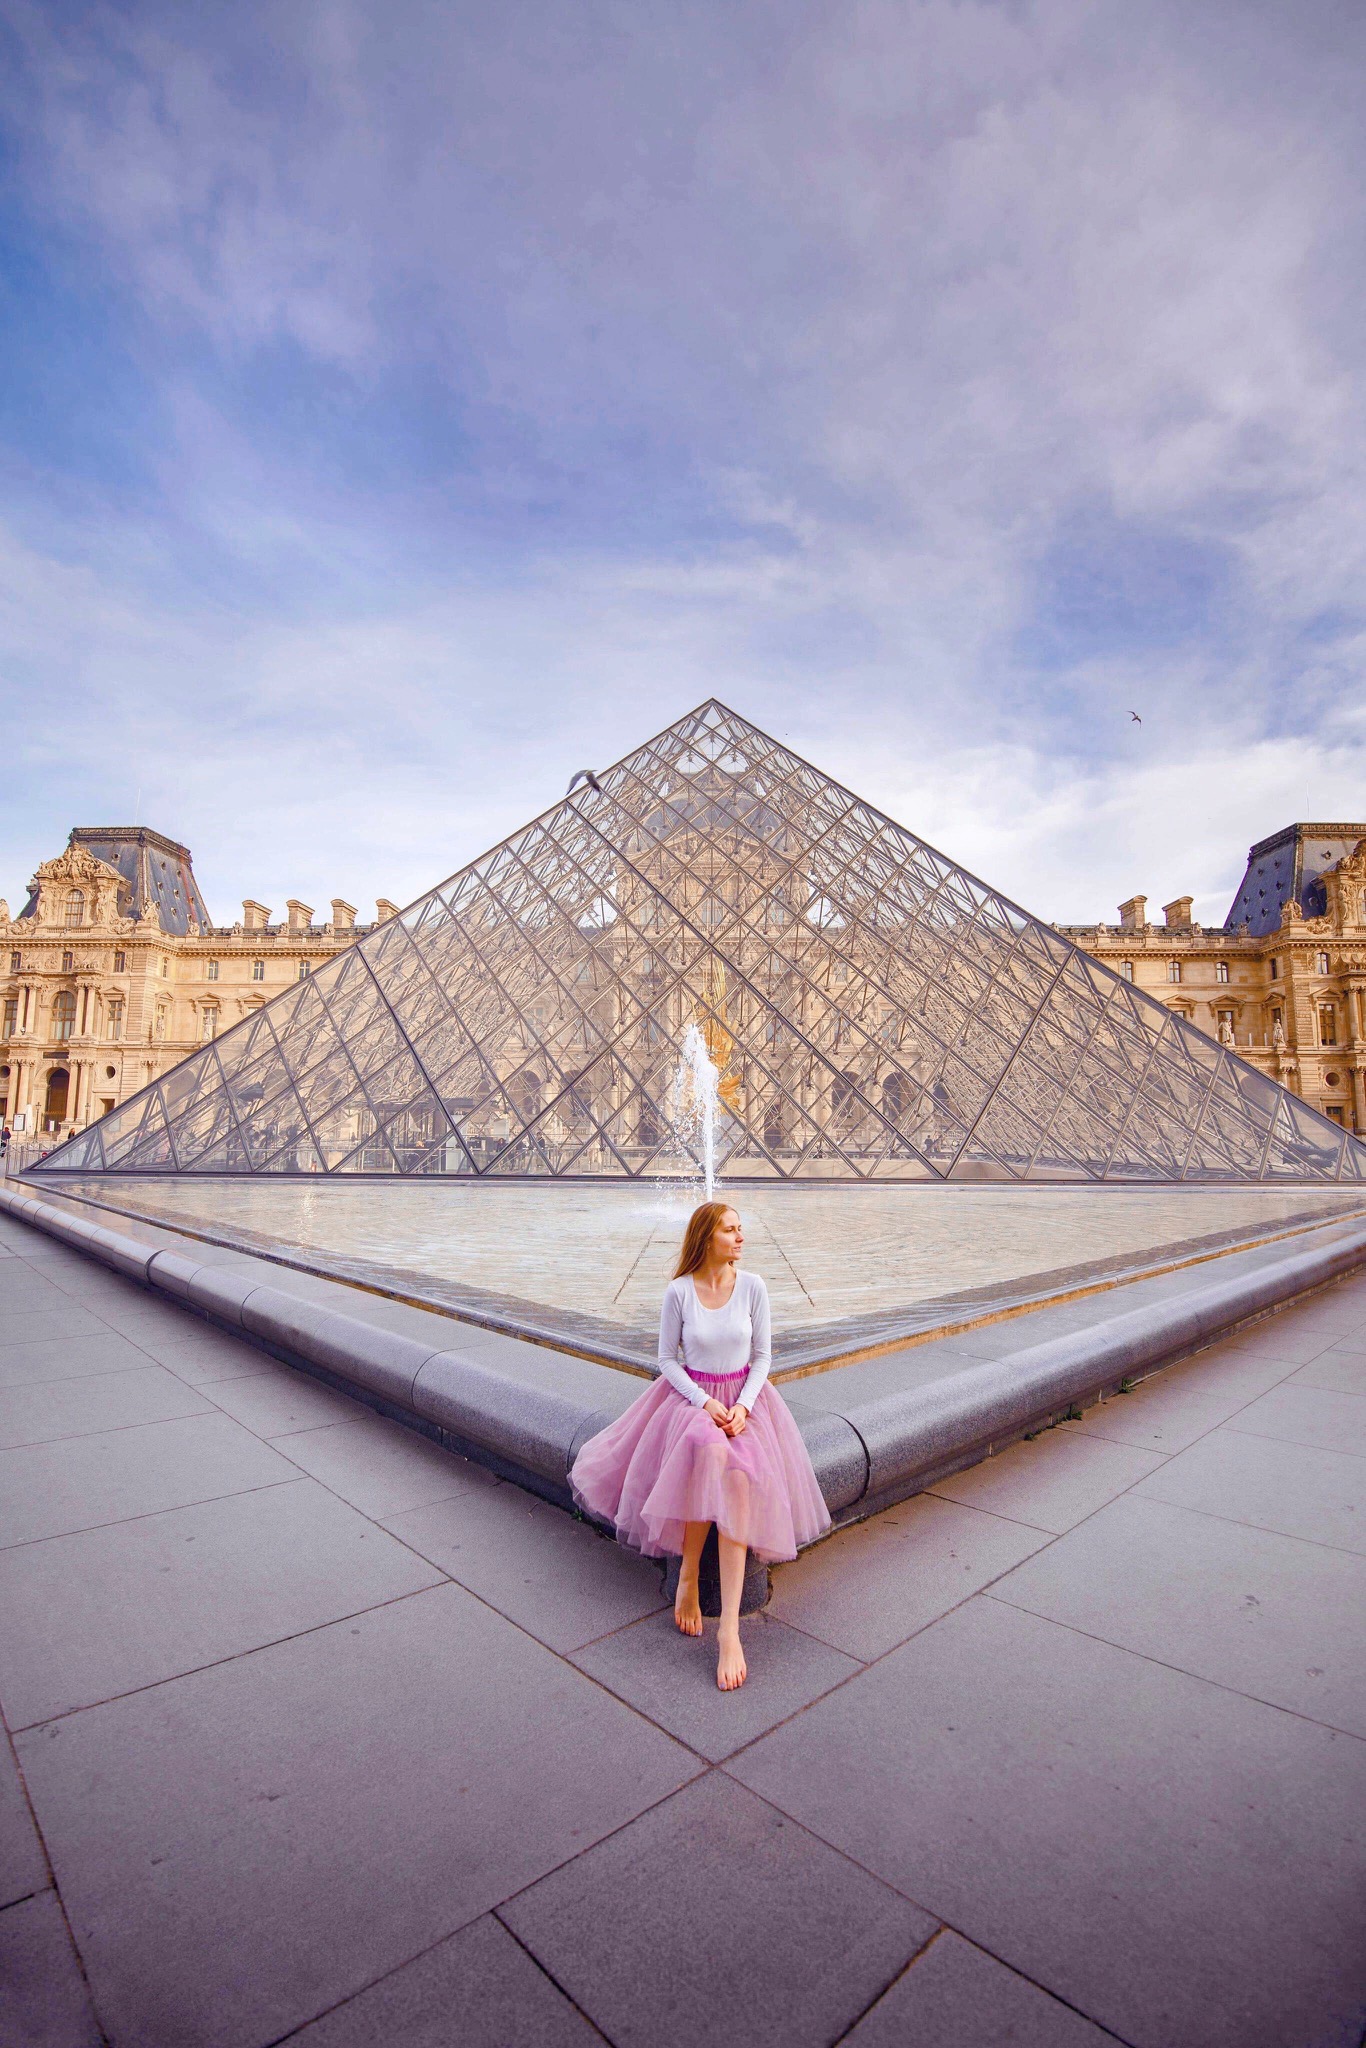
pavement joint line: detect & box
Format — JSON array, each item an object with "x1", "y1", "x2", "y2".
[
  {"x1": 5, "y1": 1579, "x2": 458, "y2": 1734},
  {"x1": 609, "y1": 1227, "x2": 663, "y2": 1307},
  {"x1": 1221, "y1": 1418, "x2": 1366, "y2": 1459},
  {"x1": 826, "y1": 1924, "x2": 948, "y2": 2048},
  {"x1": 1122, "y1": 1486, "x2": 1366, "y2": 1557},
  {"x1": 489, "y1": 1910, "x2": 619, "y2": 2045},
  {"x1": 0, "y1": 1469, "x2": 307, "y2": 1556},
  {"x1": 974, "y1": 1591, "x2": 1366, "y2": 1741},
  {"x1": 0, "y1": 1474, "x2": 314, "y2": 1557},
  {"x1": 0, "y1": 1721, "x2": 113, "y2": 2046},
  {"x1": 830, "y1": 1925, "x2": 1141, "y2": 2048}
]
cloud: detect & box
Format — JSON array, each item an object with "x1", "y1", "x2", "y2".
[{"x1": 0, "y1": 0, "x2": 1362, "y2": 924}]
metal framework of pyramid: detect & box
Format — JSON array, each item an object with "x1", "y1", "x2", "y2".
[{"x1": 38, "y1": 702, "x2": 1366, "y2": 1183}]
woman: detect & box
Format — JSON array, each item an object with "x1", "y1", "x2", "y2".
[{"x1": 570, "y1": 1200, "x2": 831, "y2": 1690}]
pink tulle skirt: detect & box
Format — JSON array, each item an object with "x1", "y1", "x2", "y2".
[{"x1": 570, "y1": 1367, "x2": 832, "y2": 1564}]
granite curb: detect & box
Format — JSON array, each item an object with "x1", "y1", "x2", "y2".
[{"x1": 4, "y1": 1180, "x2": 1365, "y2": 1569}]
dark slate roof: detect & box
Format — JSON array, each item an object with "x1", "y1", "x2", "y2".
[
  {"x1": 21, "y1": 828, "x2": 212, "y2": 935},
  {"x1": 1224, "y1": 823, "x2": 1366, "y2": 935}
]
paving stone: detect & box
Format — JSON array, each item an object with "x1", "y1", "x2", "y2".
[
  {"x1": 0, "y1": 1330, "x2": 174, "y2": 1392},
  {"x1": 0, "y1": 1364, "x2": 213, "y2": 1448},
  {"x1": 0, "y1": 1735, "x2": 47, "y2": 1909},
  {"x1": 1219, "y1": 1324, "x2": 1345, "y2": 1366},
  {"x1": 118, "y1": 1322, "x2": 282, "y2": 1382},
  {"x1": 385, "y1": 1485, "x2": 666, "y2": 1653},
  {"x1": 502, "y1": 1772, "x2": 936, "y2": 2048},
  {"x1": 1064, "y1": 1347, "x2": 1300, "y2": 1455},
  {"x1": 928, "y1": 1427, "x2": 1166, "y2": 1534},
  {"x1": 845, "y1": 1929, "x2": 1117, "y2": 2046},
  {"x1": 206, "y1": 1364, "x2": 368, "y2": 1436},
  {"x1": 1133, "y1": 1430, "x2": 1366, "y2": 1556},
  {"x1": 1316, "y1": 1325, "x2": 1366, "y2": 1355},
  {"x1": 0, "y1": 1306, "x2": 109, "y2": 1349},
  {"x1": 1226, "y1": 1383, "x2": 1366, "y2": 1459},
  {"x1": 278, "y1": 1412, "x2": 495, "y2": 1519},
  {"x1": 0, "y1": 1479, "x2": 445, "y2": 1727},
  {"x1": 1286, "y1": 1350, "x2": 1366, "y2": 1396},
  {"x1": 0, "y1": 1413, "x2": 301, "y2": 1548},
  {"x1": 729, "y1": 1599, "x2": 1366, "y2": 2048},
  {"x1": 0, "y1": 1891, "x2": 103, "y2": 2048},
  {"x1": 766, "y1": 1493, "x2": 1050, "y2": 1662},
  {"x1": 571, "y1": 1609, "x2": 861, "y2": 1761},
  {"x1": 989, "y1": 1492, "x2": 1366, "y2": 1735},
  {"x1": 280, "y1": 1912, "x2": 600, "y2": 2045},
  {"x1": 16, "y1": 1582, "x2": 694, "y2": 2048},
  {"x1": 0, "y1": 1268, "x2": 68, "y2": 1307}
]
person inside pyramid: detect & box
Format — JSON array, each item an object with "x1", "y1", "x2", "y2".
[{"x1": 570, "y1": 1201, "x2": 830, "y2": 1690}]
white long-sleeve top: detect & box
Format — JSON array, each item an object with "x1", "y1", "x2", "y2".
[{"x1": 656, "y1": 1270, "x2": 772, "y2": 1414}]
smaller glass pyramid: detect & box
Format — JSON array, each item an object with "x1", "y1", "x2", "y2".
[{"x1": 38, "y1": 703, "x2": 1366, "y2": 1183}]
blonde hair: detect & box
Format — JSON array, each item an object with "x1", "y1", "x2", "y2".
[{"x1": 673, "y1": 1200, "x2": 735, "y2": 1278}]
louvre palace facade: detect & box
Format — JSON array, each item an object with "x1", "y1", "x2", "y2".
[{"x1": 3, "y1": 708, "x2": 1364, "y2": 1176}]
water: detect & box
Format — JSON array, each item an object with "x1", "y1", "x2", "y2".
[{"x1": 670, "y1": 1021, "x2": 722, "y2": 1200}]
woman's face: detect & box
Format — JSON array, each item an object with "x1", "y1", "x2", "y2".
[{"x1": 710, "y1": 1208, "x2": 744, "y2": 1263}]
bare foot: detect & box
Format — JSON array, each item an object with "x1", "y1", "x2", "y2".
[
  {"x1": 674, "y1": 1578, "x2": 703, "y2": 1637},
  {"x1": 717, "y1": 1625, "x2": 747, "y2": 1690}
]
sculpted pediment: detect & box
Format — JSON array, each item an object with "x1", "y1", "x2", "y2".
[{"x1": 31, "y1": 846, "x2": 123, "y2": 888}]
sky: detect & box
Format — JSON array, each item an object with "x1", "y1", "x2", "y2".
[{"x1": 1, "y1": 0, "x2": 1364, "y2": 931}]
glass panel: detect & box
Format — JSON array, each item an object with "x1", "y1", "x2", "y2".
[{"x1": 31, "y1": 698, "x2": 1366, "y2": 1182}]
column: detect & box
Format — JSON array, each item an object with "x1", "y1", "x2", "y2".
[
  {"x1": 1352, "y1": 1063, "x2": 1366, "y2": 1138},
  {"x1": 70, "y1": 1061, "x2": 84, "y2": 1126}
]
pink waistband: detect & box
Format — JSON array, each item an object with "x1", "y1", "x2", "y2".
[{"x1": 688, "y1": 1367, "x2": 748, "y2": 1386}]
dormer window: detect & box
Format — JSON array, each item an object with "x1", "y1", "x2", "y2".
[{"x1": 64, "y1": 890, "x2": 84, "y2": 926}]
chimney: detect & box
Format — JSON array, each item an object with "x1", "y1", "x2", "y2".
[
  {"x1": 330, "y1": 898, "x2": 356, "y2": 935},
  {"x1": 286, "y1": 899, "x2": 314, "y2": 934},
  {"x1": 242, "y1": 900, "x2": 271, "y2": 932},
  {"x1": 376, "y1": 898, "x2": 399, "y2": 923},
  {"x1": 1163, "y1": 896, "x2": 1194, "y2": 930},
  {"x1": 1118, "y1": 894, "x2": 1147, "y2": 931}
]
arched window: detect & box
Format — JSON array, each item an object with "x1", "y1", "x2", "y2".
[
  {"x1": 1120, "y1": 961, "x2": 1134, "y2": 982},
  {"x1": 882, "y1": 1072, "x2": 905, "y2": 1121},
  {"x1": 51, "y1": 992, "x2": 76, "y2": 1041},
  {"x1": 64, "y1": 890, "x2": 84, "y2": 927},
  {"x1": 831, "y1": 1071, "x2": 858, "y2": 1117},
  {"x1": 763, "y1": 1100, "x2": 786, "y2": 1150},
  {"x1": 1167, "y1": 960, "x2": 1182, "y2": 983},
  {"x1": 1215, "y1": 960, "x2": 1230, "y2": 984}
]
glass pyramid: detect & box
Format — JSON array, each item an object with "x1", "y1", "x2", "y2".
[{"x1": 38, "y1": 702, "x2": 1366, "y2": 1183}]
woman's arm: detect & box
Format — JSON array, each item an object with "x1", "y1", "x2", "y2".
[
  {"x1": 655, "y1": 1283, "x2": 709, "y2": 1407},
  {"x1": 736, "y1": 1274, "x2": 772, "y2": 1413}
]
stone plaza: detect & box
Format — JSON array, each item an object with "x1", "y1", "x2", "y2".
[{"x1": 1, "y1": 1187, "x2": 1364, "y2": 2046}]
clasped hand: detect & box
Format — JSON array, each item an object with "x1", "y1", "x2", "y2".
[{"x1": 702, "y1": 1397, "x2": 749, "y2": 1437}]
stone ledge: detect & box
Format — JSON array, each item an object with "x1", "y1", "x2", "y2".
[{"x1": 5, "y1": 1179, "x2": 1365, "y2": 1598}]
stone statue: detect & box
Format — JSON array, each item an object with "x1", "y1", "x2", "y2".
[
  {"x1": 1218, "y1": 1016, "x2": 1235, "y2": 1048},
  {"x1": 1272, "y1": 1014, "x2": 1286, "y2": 1048}
]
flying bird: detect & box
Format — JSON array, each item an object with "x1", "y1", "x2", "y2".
[
  {"x1": 566, "y1": 769, "x2": 602, "y2": 795},
  {"x1": 1129, "y1": 711, "x2": 1142, "y2": 724}
]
